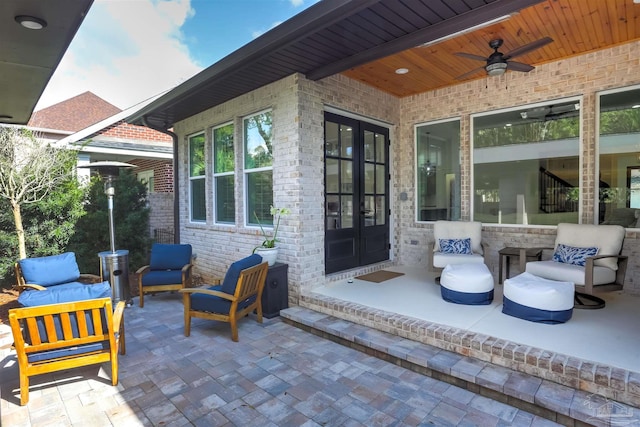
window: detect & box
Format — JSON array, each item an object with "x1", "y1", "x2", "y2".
[
  {"x1": 244, "y1": 111, "x2": 273, "y2": 226},
  {"x1": 598, "y1": 85, "x2": 640, "y2": 227},
  {"x1": 213, "y1": 123, "x2": 235, "y2": 224},
  {"x1": 189, "y1": 132, "x2": 206, "y2": 222},
  {"x1": 472, "y1": 98, "x2": 581, "y2": 225},
  {"x1": 415, "y1": 119, "x2": 461, "y2": 221},
  {"x1": 137, "y1": 170, "x2": 154, "y2": 193}
]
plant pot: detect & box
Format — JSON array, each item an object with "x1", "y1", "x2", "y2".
[{"x1": 254, "y1": 247, "x2": 278, "y2": 266}]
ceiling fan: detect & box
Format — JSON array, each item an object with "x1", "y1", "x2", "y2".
[{"x1": 454, "y1": 37, "x2": 553, "y2": 80}]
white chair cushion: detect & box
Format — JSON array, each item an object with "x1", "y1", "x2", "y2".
[
  {"x1": 504, "y1": 272, "x2": 574, "y2": 311},
  {"x1": 434, "y1": 221, "x2": 483, "y2": 255},
  {"x1": 432, "y1": 252, "x2": 485, "y2": 269},
  {"x1": 555, "y1": 223, "x2": 624, "y2": 271},
  {"x1": 441, "y1": 263, "x2": 493, "y2": 293},
  {"x1": 525, "y1": 260, "x2": 615, "y2": 286}
]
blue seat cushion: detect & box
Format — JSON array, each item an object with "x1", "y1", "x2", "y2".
[
  {"x1": 441, "y1": 287, "x2": 494, "y2": 305},
  {"x1": 190, "y1": 285, "x2": 257, "y2": 313},
  {"x1": 28, "y1": 342, "x2": 109, "y2": 363},
  {"x1": 141, "y1": 269, "x2": 184, "y2": 287},
  {"x1": 220, "y1": 254, "x2": 263, "y2": 295},
  {"x1": 17, "y1": 281, "x2": 111, "y2": 307},
  {"x1": 149, "y1": 244, "x2": 192, "y2": 271},
  {"x1": 19, "y1": 252, "x2": 80, "y2": 287},
  {"x1": 502, "y1": 297, "x2": 573, "y2": 324}
]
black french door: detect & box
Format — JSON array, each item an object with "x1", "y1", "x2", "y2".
[{"x1": 324, "y1": 112, "x2": 390, "y2": 274}]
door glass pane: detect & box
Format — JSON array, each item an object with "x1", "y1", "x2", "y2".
[
  {"x1": 364, "y1": 195, "x2": 375, "y2": 226},
  {"x1": 364, "y1": 130, "x2": 375, "y2": 161},
  {"x1": 376, "y1": 196, "x2": 385, "y2": 225},
  {"x1": 375, "y1": 133, "x2": 385, "y2": 163},
  {"x1": 341, "y1": 195, "x2": 353, "y2": 228},
  {"x1": 364, "y1": 163, "x2": 375, "y2": 193},
  {"x1": 326, "y1": 158, "x2": 339, "y2": 193},
  {"x1": 341, "y1": 159, "x2": 353, "y2": 193},
  {"x1": 326, "y1": 121, "x2": 339, "y2": 156},
  {"x1": 341, "y1": 125, "x2": 353, "y2": 158},
  {"x1": 376, "y1": 164, "x2": 385, "y2": 194},
  {"x1": 326, "y1": 195, "x2": 340, "y2": 229}
]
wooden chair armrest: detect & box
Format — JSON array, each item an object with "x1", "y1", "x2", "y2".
[
  {"x1": 79, "y1": 273, "x2": 102, "y2": 283},
  {"x1": 112, "y1": 301, "x2": 125, "y2": 330},
  {"x1": 136, "y1": 265, "x2": 150, "y2": 275},
  {"x1": 15, "y1": 283, "x2": 46, "y2": 291},
  {"x1": 181, "y1": 263, "x2": 193, "y2": 273},
  {"x1": 179, "y1": 287, "x2": 235, "y2": 301}
]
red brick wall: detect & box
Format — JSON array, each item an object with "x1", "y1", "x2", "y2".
[
  {"x1": 130, "y1": 159, "x2": 173, "y2": 193},
  {"x1": 101, "y1": 121, "x2": 172, "y2": 142}
]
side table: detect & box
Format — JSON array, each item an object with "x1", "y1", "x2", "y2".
[
  {"x1": 261, "y1": 263, "x2": 289, "y2": 318},
  {"x1": 498, "y1": 247, "x2": 543, "y2": 284}
]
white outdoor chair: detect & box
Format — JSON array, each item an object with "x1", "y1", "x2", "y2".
[{"x1": 427, "y1": 220, "x2": 488, "y2": 276}]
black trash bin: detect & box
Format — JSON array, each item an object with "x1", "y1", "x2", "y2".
[{"x1": 99, "y1": 250, "x2": 131, "y2": 305}]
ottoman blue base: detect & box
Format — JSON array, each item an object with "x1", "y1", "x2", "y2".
[
  {"x1": 441, "y1": 287, "x2": 494, "y2": 305},
  {"x1": 502, "y1": 297, "x2": 573, "y2": 324}
]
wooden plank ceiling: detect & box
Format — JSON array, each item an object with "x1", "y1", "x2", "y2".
[{"x1": 342, "y1": 0, "x2": 640, "y2": 97}]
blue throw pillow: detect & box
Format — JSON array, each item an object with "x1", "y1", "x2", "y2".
[
  {"x1": 552, "y1": 244, "x2": 598, "y2": 266},
  {"x1": 149, "y1": 244, "x2": 192, "y2": 271},
  {"x1": 220, "y1": 254, "x2": 263, "y2": 295},
  {"x1": 439, "y1": 238, "x2": 472, "y2": 255},
  {"x1": 19, "y1": 252, "x2": 81, "y2": 287}
]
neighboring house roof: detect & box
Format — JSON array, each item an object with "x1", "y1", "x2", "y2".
[
  {"x1": 57, "y1": 92, "x2": 173, "y2": 160},
  {"x1": 29, "y1": 91, "x2": 121, "y2": 132},
  {"x1": 128, "y1": 0, "x2": 638, "y2": 130},
  {"x1": 1, "y1": 0, "x2": 94, "y2": 125}
]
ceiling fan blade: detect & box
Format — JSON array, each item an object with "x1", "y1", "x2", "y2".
[
  {"x1": 454, "y1": 52, "x2": 487, "y2": 62},
  {"x1": 507, "y1": 61, "x2": 534, "y2": 72},
  {"x1": 455, "y1": 66, "x2": 486, "y2": 80},
  {"x1": 503, "y1": 37, "x2": 553, "y2": 60}
]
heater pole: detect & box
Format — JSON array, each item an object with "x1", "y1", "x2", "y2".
[{"x1": 105, "y1": 176, "x2": 117, "y2": 253}]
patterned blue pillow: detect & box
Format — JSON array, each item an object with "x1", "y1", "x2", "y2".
[
  {"x1": 439, "y1": 238, "x2": 472, "y2": 255},
  {"x1": 552, "y1": 244, "x2": 598, "y2": 266}
]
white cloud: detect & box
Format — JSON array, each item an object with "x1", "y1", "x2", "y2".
[
  {"x1": 290, "y1": 0, "x2": 304, "y2": 6},
  {"x1": 36, "y1": 0, "x2": 203, "y2": 111}
]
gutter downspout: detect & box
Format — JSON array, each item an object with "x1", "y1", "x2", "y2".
[{"x1": 141, "y1": 116, "x2": 180, "y2": 244}]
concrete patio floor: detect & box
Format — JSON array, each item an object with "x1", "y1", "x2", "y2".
[{"x1": 1, "y1": 293, "x2": 564, "y2": 426}]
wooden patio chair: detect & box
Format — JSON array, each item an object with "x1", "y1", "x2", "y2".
[
  {"x1": 180, "y1": 255, "x2": 268, "y2": 342},
  {"x1": 8, "y1": 298, "x2": 125, "y2": 405}
]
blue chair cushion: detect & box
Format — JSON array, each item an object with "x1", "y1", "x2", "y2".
[
  {"x1": 19, "y1": 252, "x2": 80, "y2": 287},
  {"x1": 220, "y1": 254, "x2": 263, "y2": 295},
  {"x1": 17, "y1": 281, "x2": 111, "y2": 307},
  {"x1": 28, "y1": 342, "x2": 109, "y2": 363},
  {"x1": 190, "y1": 285, "x2": 257, "y2": 313},
  {"x1": 149, "y1": 244, "x2": 192, "y2": 271},
  {"x1": 141, "y1": 269, "x2": 184, "y2": 287}
]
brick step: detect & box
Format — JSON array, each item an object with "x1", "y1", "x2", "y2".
[{"x1": 281, "y1": 306, "x2": 637, "y2": 427}]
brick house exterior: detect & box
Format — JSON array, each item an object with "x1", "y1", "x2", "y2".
[{"x1": 170, "y1": 41, "x2": 640, "y2": 299}]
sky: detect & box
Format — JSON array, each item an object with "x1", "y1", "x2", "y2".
[{"x1": 35, "y1": 0, "x2": 320, "y2": 111}]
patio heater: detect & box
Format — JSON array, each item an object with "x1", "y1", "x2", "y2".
[{"x1": 80, "y1": 161, "x2": 136, "y2": 306}]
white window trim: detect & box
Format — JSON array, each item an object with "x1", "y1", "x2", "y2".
[
  {"x1": 212, "y1": 121, "x2": 235, "y2": 225},
  {"x1": 188, "y1": 131, "x2": 206, "y2": 223},
  {"x1": 243, "y1": 109, "x2": 273, "y2": 228}
]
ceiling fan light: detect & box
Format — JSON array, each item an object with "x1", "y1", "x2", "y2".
[{"x1": 486, "y1": 62, "x2": 507, "y2": 76}]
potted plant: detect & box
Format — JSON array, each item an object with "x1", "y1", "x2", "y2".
[{"x1": 253, "y1": 206, "x2": 290, "y2": 265}]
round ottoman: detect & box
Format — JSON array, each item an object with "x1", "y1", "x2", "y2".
[
  {"x1": 440, "y1": 263, "x2": 494, "y2": 305},
  {"x1": 502, "y1": 272, "x2": 574, "y2": 324}
]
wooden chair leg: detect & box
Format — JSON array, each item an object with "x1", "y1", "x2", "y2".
[
  {"x1": 139, "y1": 289, "x2": 144, "y2": 308},
  {"x1": 230, "y1": 312, "x2": 238, "y2": 342},
  {"x1": 255, "y1": 302, "x2": 263, "y2": 324},
  {"x1": 20, "y1": 373, "x2": 29, "y2": 406},
  {"x1": 119, "y1": 323, "x2": 126, "y2": 355},
  {"x1": 111, "y1": 358, "x2": 118, "y2": 385}
]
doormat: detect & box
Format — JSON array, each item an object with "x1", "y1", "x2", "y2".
[{"x1": 355, "y1": 270, "x2": 405, "y2": 283}]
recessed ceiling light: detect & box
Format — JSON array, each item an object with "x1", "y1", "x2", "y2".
[
  {"x1": 395, "y1": 68, "x2": 409, "y2": 75},
  {"x1": 15, "y1": 15, "x2": 47, "y2": 30},
  {"x1": 632, "y1": 104, "x2": 640, "y2": 109},
  {"x1": 0, "y1": 115, "x2": 13, "y2": 120}
]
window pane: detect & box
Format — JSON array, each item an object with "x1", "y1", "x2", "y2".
[
  {"x1": 341, "y1": 195, "x2": 353, "y2": 228},
  {"x1": 473, "y1": 100, "x2": 580, "y2": 225},
  {"x1": 364, "y1": 163, "x2": 375, "y2": 193},
  {"x1": 598, "y1": 87, "x2": 640, "y2": 226},
  {"x1": 191, "y1": 178, "x2": 206, "y2": 221},
  {"x1": 215, "y1": 175, "x2": 235, "y2": 223},
  {"x1": 376, "y1": 196, "x2": 385, "y2": 225},
  {"x1": 375, "y1": 133, "x2": 385, "y2": 163},
  {"x1": 247, "y1": 170, "x2": 273, "y2": 226},
  {"x1": 189, "y1": 133, "x2": 205, "y2": 177},
  {"x1": 244, "y1": 111, "x2": 272, "y2": 169},
  {"x1": 326, "y1": 195, "x2": 340, "y2": 229},
  {"x1": 364, "y1": 130, "x2": 375, "y2": 161},
  {"x1": 341, "y1": 160, "x2": 352, "y2": 193},
  {"x1": 326, "y1": 121, "x2": 339, "y2": 156},
  {"x1": 416, "y1": 120, "x2": 461, "y2": 221},
  {"x1": 214, "y1": 124, "x2": 234, "y2": 173},
  {"x1": 376, "y1": 164, "x2": 385, "y2": 194},
  {"x1": 341, "y1": 125, "x2": 353, "y2": 158},
  {"x1": 326, "y1": 158, "x2": 339, "y2": 193}
]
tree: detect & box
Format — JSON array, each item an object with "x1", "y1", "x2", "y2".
[
  {"x1": 0, "y1": 127, "x2": 79, "y2": 259},
  {"x1": 68, "y1": 170, "x2": 150, "y2": 274}
]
